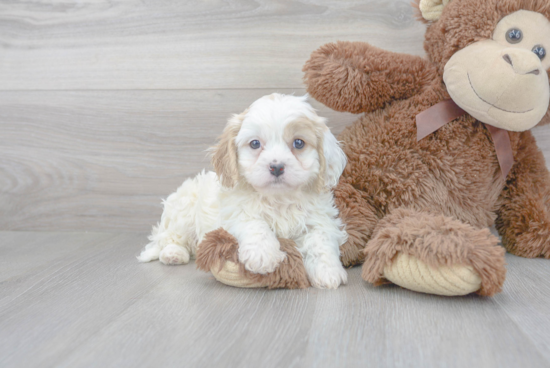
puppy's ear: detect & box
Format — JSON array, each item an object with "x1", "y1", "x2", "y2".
[
  {"x1": 321, "y1": 127, "x2": 346, "y2": 189},
  {"x1": 211, "y1": 111, "x2": 246, "y2": 188},
  {"x1": 314, "y1": 130, "x2": 327, "y2": 192},
  {"x1": 312, "y1": 118, "x2": 346, "y2": 192}
]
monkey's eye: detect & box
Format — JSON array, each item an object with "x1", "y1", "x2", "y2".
[
  {"x1": 250, "y1": 140, "x2": 261, "y2": 149},
  {"x1": 293, "y1": 139, "x2": 305, "y2": 149},
  {"x1": 506, "y1": 28, "x2": 523, "y2": 44},
  {"x1": 533, "y1": 45, "x2": 547, "y2": 61}
]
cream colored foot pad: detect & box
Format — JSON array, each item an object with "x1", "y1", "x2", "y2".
[
  {"x1": 383, "y1": 253, "x2": 482, "y2": 296},
  {"x1": 210, "y1": 260, "x2": 268, "y2": 288}
]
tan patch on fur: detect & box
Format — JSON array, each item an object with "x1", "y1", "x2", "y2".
[
  {"x1": 196, "y1": 228, "x2": 311, "y2": 289},
  {"x1": 283, "y1": 118, "x2": 327, "y2": 192},
  {"x1": 211, "y1": 112, "x2": 245, "y2": 188},
  {"x1": 283, "y1": 119, "x2": 320, "y2": 149},
  {"x1": 361, "y1": 208, "x2": 506, "y2": 297}
]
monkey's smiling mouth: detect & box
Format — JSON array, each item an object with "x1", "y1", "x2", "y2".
[{"x1": 467, "y1": 73, "x2": 534, "y2": 114}]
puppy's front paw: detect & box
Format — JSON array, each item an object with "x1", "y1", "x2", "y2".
[
  {"x1": 307, "y1": 262, "x2": 348, "y2": 289},
  {"x1": 239, "y1": 243, "x2": 287, "y2": 275},
  {"x1": 159, "y1": 244, "x2": 190, "y2": 265}
]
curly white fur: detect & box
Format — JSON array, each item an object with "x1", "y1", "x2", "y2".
[{"x1": 138, "y1": 94, "x2": 348, "y2": 289}]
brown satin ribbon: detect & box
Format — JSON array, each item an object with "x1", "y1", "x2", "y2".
[{"x1": 416, "y1": 99, "x2": 514, "y2": 179}]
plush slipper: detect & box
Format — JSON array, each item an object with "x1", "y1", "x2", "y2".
[
  {"x1": 362, "y1": 208, "x2": 507, "y2": 296},
  {"x1": 196, "y1": 228, "x2": 310, "y2": 289}
]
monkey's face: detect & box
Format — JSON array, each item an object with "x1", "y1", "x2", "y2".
[{"x1": 443, "y1": 10, "x2": 550, "y2": 132}]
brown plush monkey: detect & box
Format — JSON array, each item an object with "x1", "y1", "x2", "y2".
[{"x1": 301, "y1": 0, "x2": 550, "y2": 296}]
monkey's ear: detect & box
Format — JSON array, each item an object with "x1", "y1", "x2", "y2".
[
  {"x1": 417, "y1": 0, "x2": 451, "y2": 21},
  {"x1": 211, "y1": 110, "x2": 246, "y2": 188}
]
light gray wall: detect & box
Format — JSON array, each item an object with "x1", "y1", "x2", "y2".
[{"x1": 1, "y1": 0, "x2": 549, "y2": 231}]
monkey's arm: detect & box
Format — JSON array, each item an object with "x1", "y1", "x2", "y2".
[
  {"x1": 496, "y1": 131, "x2": 550, "y2": 258},
  {"x1": 303, "y1": 41, "x2": 438, "y2": 114}
]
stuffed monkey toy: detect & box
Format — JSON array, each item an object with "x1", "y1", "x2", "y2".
[{"x1": 301, "y1": 0, "x2": 550, "y2": 296}]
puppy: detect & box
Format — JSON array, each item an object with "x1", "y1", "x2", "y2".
[{"x1": 138, "y1": 94, "x2": 348, "y2": 289}]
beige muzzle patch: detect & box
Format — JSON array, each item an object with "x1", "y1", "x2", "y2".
[
  {"x1": 419, "y1": 0, "x2": 451, "y2": 21},
  {"x1": 444, "y1": 40, "x2": 550, "y2": 132},
  {"x1": 444, "y1": 10, "x2": 550, "y2": 132}
]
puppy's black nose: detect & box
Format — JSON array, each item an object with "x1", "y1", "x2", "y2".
[{"x1": 269, "y1": 163, "x2": 285, "y2": 177}]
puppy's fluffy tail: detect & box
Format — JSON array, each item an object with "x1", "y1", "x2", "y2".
[{"x1": 137, "y1": 170, "x2": 221, "y2": 262}]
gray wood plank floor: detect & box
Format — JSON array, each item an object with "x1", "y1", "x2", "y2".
[{"x1": 1, "y1": 231, "x2": 550, "y2": 368}]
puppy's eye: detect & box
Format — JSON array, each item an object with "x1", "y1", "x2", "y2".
[
  {"x1": 293, "y1": 139, "x2": 305, "y2": 149},
  {"x1": 250, "y1": 140, "x2": 261, "y2": 149},
  {"x1": 506, "y1": 28, "x2": 523, "y2": 44},
  {"x1": 533, "y1": 45, "x2": 546, "y2": 61}
]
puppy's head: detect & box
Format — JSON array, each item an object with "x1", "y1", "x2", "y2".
[{"x1": 212, "y1": 94, "x2": 346, "y2": 194}]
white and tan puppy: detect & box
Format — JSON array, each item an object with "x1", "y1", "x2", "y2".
[{"x1": 138, "y1": 94, "x2": 348, "y2": 289}]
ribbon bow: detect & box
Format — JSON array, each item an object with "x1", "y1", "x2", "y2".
[{"x1": 416, "y1": 99, "x2": 514, "y2": 179}]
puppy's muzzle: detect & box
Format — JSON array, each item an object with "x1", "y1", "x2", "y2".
[{"x1": 269, "y1": 163, "x2": 285, "y2": 177}]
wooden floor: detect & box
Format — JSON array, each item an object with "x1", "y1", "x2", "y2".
[{"x1": 1, "y1": 231, "x2": 550, "y2": 368}]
